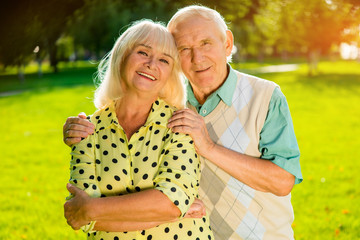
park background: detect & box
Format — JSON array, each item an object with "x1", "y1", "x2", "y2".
[{"x1": 0, "y1": 0, "x2": 359, "y2": 239}]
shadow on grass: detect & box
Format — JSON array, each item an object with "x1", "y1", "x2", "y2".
[
  {"x1": 295, "y1": 73, "x2": 360, "y2": 92},
  {"x1": 0, "y1": 67, "x2": 97, "y2": 94}
]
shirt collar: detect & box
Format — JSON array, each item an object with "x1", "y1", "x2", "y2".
[
  {"x1": 186, "y1": 64, "x2": 237, "y2": 108},
  {"x1": 94, "y1": 98, "x2": 170, "y2": 132}
]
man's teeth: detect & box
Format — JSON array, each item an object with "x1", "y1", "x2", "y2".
[{"x1": 137, "y1": 72, "x2": 156, "y2": 80}]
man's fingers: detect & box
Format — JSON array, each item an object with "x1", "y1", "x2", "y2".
[{"x1": 78, "y1": 112, "x2": 87, "y2": 119}]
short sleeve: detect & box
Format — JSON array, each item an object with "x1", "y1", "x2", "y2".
[
  {"x1": 259, "y1": 88, "x2": 303, "y2": 184},
  {"x1": 67, "y1": 122, "x2": 101, "y2": 232},
  {"x1": 154, "y1": 132, "x2": 200, "y2": 217}
]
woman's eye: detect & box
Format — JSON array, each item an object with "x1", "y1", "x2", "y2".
[
  {"x1": 160, "y1": 59, "x2": 169, "y2": 64},
  {"x1": 138, "y1": 51, "x2": 148, "y2": 56}
]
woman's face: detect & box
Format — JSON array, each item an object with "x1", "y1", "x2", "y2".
[{"x1": 121, "y1": 43, "x2": 174, "y2": 97}]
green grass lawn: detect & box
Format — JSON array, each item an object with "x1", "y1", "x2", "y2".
[{"x1": 1, "y1": 60, "x2": 359, "y2": 239}]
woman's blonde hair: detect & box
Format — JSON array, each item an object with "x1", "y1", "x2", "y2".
[{"x1": 94, "y1": 19, "x2": 185, "y2": 109}]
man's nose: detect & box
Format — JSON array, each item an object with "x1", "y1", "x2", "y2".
[{"x1": 191, "y1": 48, "x2": 204, "y2": 64}]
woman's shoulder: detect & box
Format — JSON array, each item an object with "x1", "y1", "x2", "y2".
[{"x1": 87, "y1": 102, "x2": 116, "y2": 128}]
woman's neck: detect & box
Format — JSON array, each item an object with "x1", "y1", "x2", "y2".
[{"x1": 115, "y1": 94, "x2": 156, "y2": 140}]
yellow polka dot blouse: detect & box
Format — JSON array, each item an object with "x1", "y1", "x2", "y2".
[{"x1": 69, "y1": 99, "x2": 214, "y2": 240}]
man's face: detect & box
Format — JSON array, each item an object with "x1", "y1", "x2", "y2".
[{"x1": 171, "y1": 16, "x2": 233, "y2": 99}]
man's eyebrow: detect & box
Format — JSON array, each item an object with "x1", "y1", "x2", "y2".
[{"x1": 138, "y1": 44, "x2": 173, "y2": 59}]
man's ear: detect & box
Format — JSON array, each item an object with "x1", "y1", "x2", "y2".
[{"x1": 225, "y1": 30, "x2": 234, "y2": 57}]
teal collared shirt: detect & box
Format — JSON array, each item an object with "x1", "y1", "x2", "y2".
[
  {"x1": 186, "y1": 65, "x2": 303, "y2": 184},
  {"x1": 187, "y1": 65, "x2": 237, "y2": 115}
]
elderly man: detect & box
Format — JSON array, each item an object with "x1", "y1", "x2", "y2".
[{"x1": 63, "y1": 5, "x2": 302, "y2": 240}]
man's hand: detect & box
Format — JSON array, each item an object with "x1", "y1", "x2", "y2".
[
  {"x1": 168, "y1": 109, "x2": 215, "y2": 157},
  {"x1": 184, "y1": 199, "x2": 206, "y2": 218},
  {"x1": 63, "y1": 112, "x2": 94, "y2": 146},
  {"x1": 64, "y1": 184, "x2": 91, "y2": 230}
]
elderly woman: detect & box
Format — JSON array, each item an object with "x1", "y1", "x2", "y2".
[{"x1": 64, "y1": 20, "x2": 214, "y2": 240}]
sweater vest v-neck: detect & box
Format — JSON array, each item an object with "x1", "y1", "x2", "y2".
[{"x1": 194, "y1": 71, "x2": 295, "y2": 240}]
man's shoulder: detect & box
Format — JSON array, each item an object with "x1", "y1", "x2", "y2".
[{"x1": 233, "y1": 69, "x2": 278, "y2": 88}]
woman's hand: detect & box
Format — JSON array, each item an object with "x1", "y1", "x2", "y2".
[
  {"x1": 64, "y1": 184, "x2": 92, "y2": 230},
  {"x1": 184, "y1": 198, "x2": 206, "y2": 218}
]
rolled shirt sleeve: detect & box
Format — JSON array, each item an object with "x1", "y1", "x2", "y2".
[
  {"x1": 259, "y1": 87, "x2": 303, "y2": 184},
  {"x1": 154, "y1": 132, "x2": 200, "y2": 217},
  {"x1": 67, "y1": 117, "x2": 101, "y2": 232}
]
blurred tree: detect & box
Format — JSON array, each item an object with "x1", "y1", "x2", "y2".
[{"x1": 0, "y1": 0, "x2": 84, "y2": 77}]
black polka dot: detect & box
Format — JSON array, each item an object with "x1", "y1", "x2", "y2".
[
  {"x1": 134, "y1": 168, "x2": 139, "y2": 173},
  {"x1": 151, "y1": 162, "x2": 157, "y2": 167},
  {"x1": 139, "y1": 136, "x2": 144, "y2": 141},
  {"x1": 187, "y1": 231, "x2": 192, "y2": 236},
  {"x1": 149, "y1": 126, "x2": 153, "y2": 131},
  {"x1": 95, "y1": 116, "x2": 100, "y2": 119},
  {"x1": 104, "y1": 167, "x2": 109, "y2": 171},
  {"x1": 175, "y1": 174, "x2": 181, "y2": 179},
  {"x1": 80, "y1": 150, "x2": 85, "y2": 154},
  {"x1": 160, "y1": 113, "x2": 165, "y2": 117},
  {"x1": 96, "y1": 144, "x2": 100, "y2": 149},
  {"x1": 107, "y1": 184, "x2": 112, "y2": 190},
  {"x1": 89, "y1": 175, "x2": 94, "y2": 179},
  {"x1": 135, "y1": 151, "x2": 140, "y2": 156},
  {"x1": 87, "y1": 143, "x2": 92, "y2": 148},
  {"x1": 83, "y1": 183, "x2": 89, "y2": 188},
  {"x1": 114, "y1": 236, "x2": 119, "y2": 240},
  {"x1": 165, "y1": 150, "x2": 169, "y2": 155},
  {"x1": 103, "y1": 150, "x2": 108, "y2": 155},
  {"x1": 179, "y1": 223, "x2": 183, "y2": 228},
  {"x1": 177, "y1": 143, "x2": 183, "y2": 148},
  {"x1": 111, "y1": 129, "x2": 116, "y2": 133},
  {"x1": 111, "y1": 143, "x2": 117, "y2": 148},
  {"x1": 164, "y1": 161, "x2": 168, "y2": 166},
  {"x1": 167, "y1": 169, "x2": 172, "y2": 173},
  {"x1": 135, "y1": 186, "x2": 141, "y2": 192},
  {"x1": 112, "y1": 158, "x2": 118, "y2": 163},
  {"x1": 76, "y1": 159, "x2": 80, "y2": 163},
  {"x1": 174, "y1": 200, "x2": 179, "y2": 206},
  {"x1": 121, "y1": 153, "x2": 126, "y2": 158},
  {"x1": 182, "y1": 149, "x2": 187, "y2": 154},
  {"x1": 142, "y1": 174, "x2": 148, "y2": 180},
  {"x1": 128, "y1": 144, "x2": 133, "y2": 150},
  {"x1": 185, "y1": 199, "x2": 189, "y2": 205},
  {"x1": 120, "y1": 138, "x2": 125, "y2": 143},
  {"x1": 97, "y1": 120, "x2": 101, "y2": 124},
  {"x1": 152, "y1": 145, "x2": 158, "y2": 150},
  {"x1": 123, "y1": 169, "x2": 128, "y2": 175},
  {"x1": 145, "y1": 140, "x2": 150, "y2": 146},
  {"x1": 155, "y1": 121, "x2": 161, "y2": 125},
  {"x1": 173, "y1": 156, "x2": 178, "y2": 160},
  {"x1": 181, "y1": 165, "x2": 186, "y2": 170},
  {"x1": 114, "y1": 175, "x2": 120, "y2": 181},
  {"x1": 96, "y1": 159, "x2": 101, "y2": 164},
  {"x1": 171, "y1": 187, "x2": 176, "y2": 192},
  {"x1": 97, "y1": 176, "x2": 101, "y2": 181},
  {"x1": 199, "y1": 227, "x2": 203, "y2": 232},
  {"x1": 102, "y1": 135, "x2": 108, "y2": 140},
  {"x1": 143, "y1": 156, "x2": 148, "y2": 162},
  {"x1": 164, "y1": 227, "x2": 170, "y2": 233},
  {"x1": 147, "y1": 235, "x2": 152, "y2": 240},
  {"x1": 92, "y1": 185, "x2": 97, "y2": 190},
  {"x1": 79, "y1": 169, "x2": 84, "y2": 174},
  {"x1": 154, "y1": 130, "x2": 160, "y2": 134},
  {"x1": 155, "y1": 100, "x2": 159, "y2": 105}
]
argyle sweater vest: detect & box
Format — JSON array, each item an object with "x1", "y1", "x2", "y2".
[{"x1": 195, "y1": 71, "x2": 294, "y2": 240}]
